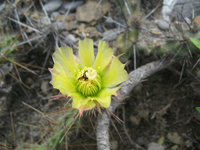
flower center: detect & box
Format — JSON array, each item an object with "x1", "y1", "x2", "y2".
[{"x1": 77, "y1": 67, "x2": 101, "y2": 96}]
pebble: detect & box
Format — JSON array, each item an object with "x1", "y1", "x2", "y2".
[
  {"x1": 64, "y1": 1, "x2": 84, "y2": 11},
  {"x1": 103, "y1": 29, "x2": 119, "y2": 41},
  {"x1": 96, "y1": 23, "x2": 104, "y2": 33},
  {"x1": 52, "y1": 22, "x2": 66, "y2": 30},
  {"x1": 44, "y1": 0, "x2": 63, "y2": 12},
  {"x1": 110, "y1": 140, "x2": 118, "y2": 150},
  {"x1": 0, "y1": 0, "x2": 5, "y2": 12},
  {"x1": 157, "y1": 20, "x2": 169, "y2": 31},
  {"x1": 66, "y1": 34, "x2": 77, "y2": 44},
  {"x1": 167, "y1": 132, "x2": 182, "y2": 144},
  {"x1": 105, "y1": 17, "x2": 114, "y2": 28},
  {"x1": 148, "y1": 142, "x2": 165, "y2": 150},
  {"x1": 129, "y1": 115, "x2": 141, "y2": 125},
  {"x1": 41, "y1": 80, "x2": 49, "y2": 95},
  {"x1": 194, "y1": 15, "x2": 200, "y2": 25},
  {"x1": 76, "y1": 1, "x2": 111, "y2": 23},
  {"x1": 50, "y1": 11, "x2": 60, "y2": 20}
]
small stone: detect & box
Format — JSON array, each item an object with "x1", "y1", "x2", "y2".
[
  {"x1": 0, "y1": 1, "x2": 5, "y2": 12},
  {"x1": 157, "y1": 20, "x2": 169, "y2": 31},
  {"x1": 54, "y1": 14, "x2": 74, "y2": 22},
  {"x1": 84, "y1": 27, "x2": 99, "y2": 38},
  {"x1": 151, "y1": 30, "x2": 162, "y2": 35},
  {"x1": 185, "y1": 140, "x2": 192, "y2": 148},
  {"x1": 148, "y1": 142, "x2": 165, "y2": 150},
  {"x1": 194, "y1": 16, "x2": 200, "y2": 25},
  {"x1": 51, "y1": 12, "x2": 60, "y2": 20},
  {"x1": 30, "y1": 131, "x2": 39, "y2": 139},
  {"x1": 103, "y1": 29, "x2": 119, "y2": 41},
  {"x1": 26, "y1": 78, "x2": 33, "y2": 84},
  {"x1": 64, "y1": 21, "x2": 78, "y2": 30},
  {"x1": 52, "y1": 22, "x2": 66, "y2": 30},
  {"x1": 66, "y1": 34, "x2": 77, "y2": 44},
  {"x1": 76, "y1": 1, "x2": 111, "y2": 23},
  {"x1": 110, "y1": 140, "x2": 118, "y2": 150},
  {"x1": 44, "y1": 0, "x2": 63, "y2": 12},
  {"x1": 41, "y1": 80, "x2": 49, "y2": 95},
  {"x1": 167, "y1": 132, "x2": 182, "y2": 144},
  {"x1": 79, "y1": 23, "x2": 86, "y2": 32},
  {"x1": 129, "y1": 115, "x2": 141, "y2": 125},
  {"x1": 64, "y1": 1, "x2": 84, "y2": 11},
  {"x1": 105, "y1": 17, "x2": 114, "y2": 28},
  {"x1": 96, "y1": 23, "x2": 104, "y2": 33}
]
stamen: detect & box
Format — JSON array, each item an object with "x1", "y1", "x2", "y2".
[{"x1": 77, "y1": 67, "x2": 101, "y2": 96}]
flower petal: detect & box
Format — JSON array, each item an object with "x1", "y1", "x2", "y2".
[
  {"x1": 53, "y1": 47, "x2": 78, "y2": 78},
  {"x1": 71, "y1": 92, "x2": 86, "y2": 109},
  {"x1": 95, "y1": 87, "x2": 120, "y2": 108},
  {"x1": 102, "y1": 57, "x2": 129, "y2": 87},
  {"x1": 79, "y1": 38, "x2": 94, "y2": 67},
  {"x1": 49, "y1": 63, "x2": 76, "y2": 95},
  {"x1": 93, "y1": 41, "x2": 113, "y2": 75},
  {"x1": 80, "y1": 87, "x2": 120, "y2": 108}
]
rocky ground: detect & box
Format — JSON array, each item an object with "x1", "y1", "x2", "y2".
[{"x1": 0, "y1": 0, "x2": 200, "y2": 150}]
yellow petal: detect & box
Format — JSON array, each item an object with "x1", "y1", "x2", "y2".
[
  {"x1": 49, "y1": 63, "x2": 76, "y2": 95},
  {"x1": 79, "y1": 38, "x2": 94, "y2": 67},
  {"x1": 53, "y1": 47, "x2": 78, "y2": 78},
  {"x1": 102, "y1": 57, "x2": 129, "y2": 87},
  {"x1": 71, "y1": 92, "x2": 85, "y2": 109},
  {"x1": 93, "y1": 41, "x2": 113, "y2": 75}
]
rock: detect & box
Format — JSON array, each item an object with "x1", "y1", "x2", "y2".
[
  {"x1": 194, "y1": 15, "x2": 200, "y2": 25},
  {"x1": 103, "y1": 28, "x2": 124, "y2": 41},
  {"x1": 51, "y1": 11, "x2": 60, "y2": 20},
  {"x1": 41, "y1": 80, "x2": 49, "y2": 95},
  {"x1": 167, "y1": 132, "x2": 182, "y2": 144},
  {"x1": 162, "y1": 0, "x2": 200, "y2": 22},
  {"x1": 148, "y1": 142, "x2": 165, "y2": 150},
  {"x1": 76, "y1": 1, "x2": 111, "y2": 23},
  {"x1": 161, "y1": 0, "x2": 177, "y2": 21},
  {"x1": 64, "y1": 1, "x2": 84, "y2": 11},
  {"x1": 0, "y1": 63, "x2": 13, "y2": 77},
  {"x1": 157, "y1": 20, "x2": 169, "y2": 31},
  {"x1": 79, "y1": 23, "x2": 86, "y2": 32},
  {"x1": 44, "y1": 0, "x2": 63, "y2": 12},
  {"x1": 64, "y1": 21, "x2": 78, "y2": 30},
  {"x1": 110, "y1": 140, "x2": 118, "y2": 150},
  {"x1": 0, "y1": 1, "x2": 5, "y2": 12},
  {"x1": 105, "y1": 17, "x2": 114, "y2": 28},
  {"x1": 52, "y1": 22, "x2": 66, "y2": 30},
  {"x1": 54, "y1": 14, "x2": 74, "y2": 22},
  {"x1": 66, "y1": 34, "x2": 77, "y2": 44},
  {"x1": 30, "y1": 131, "x2": 39, "y2": 139},
  {"x1": 96, "y1": 23, "x2": 104, "y2": 33},
  {"x1": 84, "y1": 27, "x2": 99, "y2": 38},
  {"x1": 129, "y1": 115, "x2": 141, "y2": 125},
  {"x1": 185, "y1": 140, "x2": 192, "y2": 148}
]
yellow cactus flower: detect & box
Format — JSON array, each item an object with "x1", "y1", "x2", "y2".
[{"x1": 49, "y1": 38, "x2": 128, "y2": 118}]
